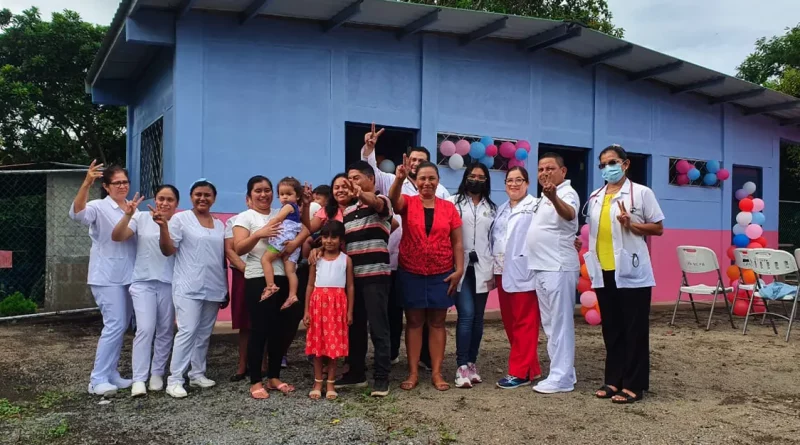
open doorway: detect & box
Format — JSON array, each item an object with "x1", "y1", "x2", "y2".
[
  {"x1": 537, "y1": 144, "x2": 590, "y2": 226},
  {"x1": 779, "y1": 139, "x2": 800, "y2": 251},
  {"x1": 626, "y1": 152, "x2": 650, "y2": 187},
  {"x1": 344, "y1": 122, "x2": 419, "y2": 184}
]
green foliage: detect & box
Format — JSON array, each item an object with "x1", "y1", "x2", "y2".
[
  {"x1": 0, "y1": 7, "x2": 126, "y2": 166},
  {"x1": 401, "y1": 0, "x2": 623, "y2": 37},
  {"x1": 737, "y1": 23, "x2": 800, "y2": 97},
  {"x1": 47, "y1": 419, "x2": 69, "y2": 439},
  {"x1": 0, "y1": 398, "x2": 22, "y2": 419},
  {"x1": 0, "y1": 291, "x2": 37, "y2": 316}
]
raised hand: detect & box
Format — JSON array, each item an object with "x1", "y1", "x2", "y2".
[
  {"x1": 124, "y1": 193, "x2": 144, "y2": 216},
  {"x1": 148, "y1": 204, "x2": 167, "y2": 227},
  {"x1": 364, "y1": 122, "x2": 385, "y2": 150},
  {"x1": 345, "y1": 179, "x2": 363, "y2": 199},
  {"x1": 83, "y1": 160, "x2": 103, "y2": 186},
  {"x1": 302, "y1": 182, "x2": 313, "y2": 204},
  {"x1": 395, "y1": 153, "x2": 411, "y2": 181},
  {"x1": 616, "y1": 201, "x2": 631, "y2": 229}
]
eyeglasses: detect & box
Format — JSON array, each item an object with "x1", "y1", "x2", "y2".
[
  {"x1": 505, "y1": 178, "x2": 526, "y2": 185},
  {"x1": 109, "y1": 181, "x2": 130, "y2": 188},
  {"x1": 598, "y1": 159, "x2": 624, "y2": 169},
  {"x1": 467, "y1": 175, "x2": 487, "y2": 182}
]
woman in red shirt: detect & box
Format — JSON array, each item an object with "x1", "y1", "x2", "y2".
[{"x1": 389, "y1": 157, "x2": 464, "y2": 392}]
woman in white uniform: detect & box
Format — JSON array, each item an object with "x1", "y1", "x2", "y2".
[
  {"x1": 155, "y1": 179, "x2": 229, "y2": 399},
  {"x1": 111, "y1": 185, "x2": 180, "y2": 397},
  {"x1": 69, "y1": 161, "x2": 137, "y2": 397}
]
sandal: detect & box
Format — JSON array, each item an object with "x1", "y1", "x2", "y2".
[
  {"x1": 595, "y1": 385, "x2": 619, "y2": 399},
  {"x1": 267, "y1": 381, "x2": 296, "y2": 394},
  {"x1": 230, "y1": 372, "x2": 247, "y2": 382},
  {"x1": 325, "y1": 380, "x2": 338, "y2": 400},
  {"x1": 280, "y1": 295, "x2": 299, "y2": 311},
  {"x1": 611, "y1": 391, "x2": 643, "y2": 404},
  {"x1": 260, "y1": 284, "x2": 279, "y2": 302},
  {"x1": 400, "y1": 375, "x2": 419, "y2": 391},
  {"x1": 309, "y1": 379, "x2": 323, "y2": 400},
  {"x1": 432, "y1": 374, "x2": 450, "y2": 392},
  {"x1": 250, "y1": 384, "x2": 269, "y2": 400}
]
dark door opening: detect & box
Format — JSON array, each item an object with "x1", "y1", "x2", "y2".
[
  {"x1": 538, "y1": 144, "x2": 590, "y2": 227},
  {"x1": 626, "y1": 152, "x2": 650, "y2": 187},
  {"x1": 345, "y1": 122, "x2": 419, "y2": 187},
  {"x1": 731, "y1": 165, "x2": 763, "y2": 229}
]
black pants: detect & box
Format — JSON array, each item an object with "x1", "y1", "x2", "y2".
[
  {"x1": 283, "y1": 264, "x2": 309, "y2": 354},
  {"x1": 245, "y1": 275, "x2": 294, "y2": 384},
  {"x1": 594, "y1": 270, "x2": 651, "y2": 393},
  {"x1": 389, "y1": 271, "x2": 403, "y2": 360},
  {"x1": 348, "y1": 278, "x2": 392, "y2": 382}
]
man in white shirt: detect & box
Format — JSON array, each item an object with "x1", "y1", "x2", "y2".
[
  {"x1": 526, "y1": 152, "x2": 581, "y2": 394},
  {"x1": 362, "y1": 124, "x2": 449, "y2": 367}
]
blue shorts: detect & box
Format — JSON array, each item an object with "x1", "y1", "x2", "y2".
[{"x1": 397, "y1": 267, "x2": 454, "y2": 310}]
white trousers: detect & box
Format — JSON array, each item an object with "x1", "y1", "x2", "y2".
[
  {"x1": 130, "y1": 280, "x2": 175, "y2": 383},
  {"x1": 533, "y1": 270, "x2": 578, "y2": 389},
  {"x1": 89, "y1": 285, "x2": 132, "y2": 386},
  {"x1": 167, "y1": 296, "x2": 219, "y2": 386}
]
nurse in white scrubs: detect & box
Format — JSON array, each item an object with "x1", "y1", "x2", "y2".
[
  {"x1": 111, "y1": 185, "x2": 180, "y2": 397},
  {"x1": 156, "y1": 179, "x2": 229, "y2": 399},
  {"x1": 69, "y1": 161, "x2": 137, "y2": 397}
]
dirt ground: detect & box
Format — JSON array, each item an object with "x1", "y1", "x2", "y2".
[{"x1": 1, "y1": 308, "x2": 800, "y2": 445}]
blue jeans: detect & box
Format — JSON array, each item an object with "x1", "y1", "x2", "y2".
[{"x1": 455, "y1": 266, "x2": 489, "y2": 367}]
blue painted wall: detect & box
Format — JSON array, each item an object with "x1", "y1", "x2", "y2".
[{"x1": 155, "y1": 12, "x2": 800, "y2": 231}]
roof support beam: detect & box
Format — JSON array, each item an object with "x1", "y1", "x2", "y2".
[
  {"x1": 460, "y1": 17, "x2": 508, "y2": 46},
  {"x1": 670, "y1": 76, "x2": 726, "y2": 94},
  {"x1": 322, "y1": 0, "x2": 364, "y2": 33},
  {"x1": 125, "y1": 9, "x2": 175, "y2": 47},
  {"x1": 397, "y1": 8, "x2": 440, "y2": 40},
  {"x1": 517, "y1": 23, "x2": 582, "y2": 52},
  {"x1": 579, "y1": 44, "x2": 633, "y2": 68},
  {"x1": 240, "y1": 0, "x2": 272, "y2": 25},
  {"x1": 628, "y1": 61, "x2": 683, "y2": 81},
  {"x1": 178, "y1": 0, "x2": 200, "y2": 19},
  {"x1": 743, "y1": 100, "x2": 800, "y2": 116},
  {"x1": 780, "y1": 117, "x2": 800, "y2": 127},
  {"x1": 91, "y1": 80, "x2": 130, "y2": 106},
  {"x1": 708, "y1": 88, "x2": 766, "y2": 105}
]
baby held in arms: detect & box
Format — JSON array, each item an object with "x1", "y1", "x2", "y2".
[{"x1": 260, "y1": 177, "x2": 304, "y2": 310}]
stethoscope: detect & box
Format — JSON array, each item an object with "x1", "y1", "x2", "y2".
[{"x1": 580, "y1": 181, "x2": 638, "y2": 219}]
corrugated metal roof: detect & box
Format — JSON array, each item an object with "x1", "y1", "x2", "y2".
[{"x1": 89, "y1": 0, "x2": 800, "y2": 126}]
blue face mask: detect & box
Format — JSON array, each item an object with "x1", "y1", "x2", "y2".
[{"x1": 601, "y1": 164, "x2": 624, "y2": 183}]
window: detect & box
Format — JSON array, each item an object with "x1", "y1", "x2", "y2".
[
  {"x1": 668, "y1": 157, "x2": 722, "y2": 188},
  {"x1": 140, "y1": 118, "x2": 164, "y2": 199},
  {"x1": 437, "y1": 132, "x2": 517, "y2": 171}
]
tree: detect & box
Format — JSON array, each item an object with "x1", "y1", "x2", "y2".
[
  {"x1": 737, "y1": 23, "x2": 800, "y2": 97},
  {"x1": 402, "y1": 0, "x2": 624, "y2": 37},
  {"x1": 0, "y1": 8, "x2": 126, "y2": 167}
]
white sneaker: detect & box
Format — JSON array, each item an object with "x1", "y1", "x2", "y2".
[
  {"x1": 189, "y1": 376, "x2": 216, "y2": 388},
  {"x1": 131, "y1": 382, "x2": 147, "y2": 397},
  {"x1": 533, "y1": 380, "x2": 574, "y2": 394},
  {"x1": 454, "y1": 365, "x2": 473, "y2": 389},
  {"x1": 148, "y1": 375, "x2": 164, "y2": 392},
  {"x1": 110, "y1": 375, "x2": 133, "y2": 389},
  {"x1": 166, "y1": 384, "x2": 188, "y2": 398},
  {"x1": 88, "y1": 382, "x2": 118, "y2": 397},
  {"x1": 467, "y1": 363, "x2": 482, "y2": 384}
]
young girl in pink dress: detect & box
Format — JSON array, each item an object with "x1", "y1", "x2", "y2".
[{"x1": 303, "y1": 220, "x2": 354, "y2": 400}]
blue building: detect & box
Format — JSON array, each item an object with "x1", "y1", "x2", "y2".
[{"x1": 88, "y1": 0, "x2": 800, "y2": 304}]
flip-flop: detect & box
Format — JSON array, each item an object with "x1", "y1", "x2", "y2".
[
  {"x1": 280, "y1": 295, "x2": 299, "y2": 311},
  {"x1": 267, "y1": 382, "x2": 296, "y2": 394},
  {"x1": 595, "y1": 385, "x2": 619, "y2": 399},
  {"x1": 400, "y1": 377, "x2": 419, "y2": 391},
  {"x1": 325, "y1": 380, "x2": 338, "y2": 400},
  {"x1": 611, "y1": 391, "x2": 643, "y2": 404},
  {"x1": 250, "y1": 385, "x2": 269, "y2": 400}
]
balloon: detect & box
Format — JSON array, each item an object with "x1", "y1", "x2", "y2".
[
  {"x1": 675, "y1": 160, "x2": 692, "y2": 174},
  {"x1": 733, "y1": 234, "x2": 750, "y2": 248},
  {"x1": 479, "y1": 156, "x2": 495, "y2": 168},
  {"x1": 755, "y1": 236, "x2": 768, "y2": 248},
  {"x1": 378, "y1": 159, "x2": 395, "y2": 174},
  {"x1": 741, "y1": 269, "x2": 756, "y2": 284},
  {"x1": 580, "y1": 224, "x2": 590, "y2": 238},
  {"x1": 480, "y1": 136, "x2": 494, "y2": 148},
  {"x1": 745, "y1": 224, "x2": 763, "y2": 240},
  {"x1": 734, "y1": 189, "x2": 748, "y2": 200},
  {"x1": 485, "y1": 144, "x2": 498, "y2": 157},
  {"x1": 580, "y1": 291, "x2": 597, "y2": 308},
  {"x1": 676, "y1": 174, "x2": 690, "y2": 186},
  {"x1": 706, "y1": 160, "x2": 720, "y2": 173},
  {"x1": 738, "y1": 198, "x2": 754, "y2": 212},
  {"x1": 751, "y1": 198, "x2": 764, "y2": 212},
  {"x1": 448, "y1": 154, "x2": 465, "y2": 170},
  {"x1": 515, "y1": 140, "x2": 531, "y2": 152},
  {"x1": 702, "y1": 173, "x2": 717, "y2": 186},
  {"x1": 580, "y1": 264, "x2": 589, "y2": 280},
  {"x1": 455, "y1": 140, "x2": 470, "y2": 156},
  {"x1": 580, "y1": 306, "x2": 590, "y2": 316},
  {"x1": 594, "y1": 302, "x2": 600, "y2": 314},
  {"x1": 499, "y1": 142, "x2": 516, "y2": 159},
  {"x1": 577, "y1": 277, "x2": 592, "y2": 294},
  {"x1": 579, "y1": 248, "x2": 588, "y2": 265},
  {"x1": 736, "y1": 212, "x2": 752, "y2": 226},
  {"x1": 515, "y1": 148, "x2": 528, "y2": 161},
  {"x1": 726, "y1": 265, "x2": 740, "y2": 281},
  {"x1": 726, "y1": 245, "x2": 736, "y2": 261},
  {"x1": 743, "y1": 181, "x2": 757, "y2": 194},
  {"x1": 439, "y1": 140, "x2": 456, "y2": 157},
  {"x1": 716, "y1": 168, "x2": 730, "y2": 181},
  {"x1": 732, "y1": 299, "x2": 750, "y2": 317},
  {"x1": 508, "y1": 158, "x2": 525, "y2": 168},
  {"x1": 732, "y1": 224, "x2": 746, "y2": 235},
  {"x1": 751, "y1": 212, "x2": 765, "y2": 225},
  {"x1": 585, "y1": 309, "x2": 601, "y2": 326},
  {"x1": 748, "y1": 241, "x2": 763, "y2": 248},
  {"x1": 469, "y1": 142, "x2": 486, "y2": 159},
  {"x1": 687, "y1": 168, "x2": 701, "y2": 181}
]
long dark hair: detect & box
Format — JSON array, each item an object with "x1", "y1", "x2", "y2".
[
  {"x1": 455, "y1": 161, "x2": 496, "y2": 211},
  {"x1": 99, "y1": 165, "x2": 128, "y2": 198},
  {"x1": 325, "y1": 173, "x2": 350, "y2": 220}
]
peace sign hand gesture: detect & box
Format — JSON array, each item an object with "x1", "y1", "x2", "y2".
[
  {"x1": 395, "y1": 153, "x2": 411, "y2": 181},
  {"x1": 344, "y1": 179, "x2": 363, "y2": 199},
  {"x1": 148, "y1": 204, "x2": 167, "y2": 228},
  {"x1": 542, "y1": 173, "x2": 557, "y2": 201},
  {"x1": 302, "y1": 182, "x2": 313, "y2": 205},
  {"x1": 124, "y1": 193, "x2": 144, "y2": 216},
  {"x1": 83, "y1": 160, "x2": 104, "y2": 187},
  {"x1": 364, "y1": 122, "x2": 385, "y2": 151},
  {"x1": 616, "y1": 201, "x2": 632, "y2": 229}
]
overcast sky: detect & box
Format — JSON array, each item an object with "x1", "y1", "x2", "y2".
[{"x1": 3, "y1": 0, "x2": 799, "y2": 76}]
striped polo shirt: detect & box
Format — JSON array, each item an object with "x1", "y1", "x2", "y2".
[{"x1": 343, "y1": 195, "x2": 393, "y2": 282}]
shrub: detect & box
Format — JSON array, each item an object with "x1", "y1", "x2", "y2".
[{"x1": 0, "y1": 292, "x2": 37, "y2": 317}]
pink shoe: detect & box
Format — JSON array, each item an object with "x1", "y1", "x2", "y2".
[{"x1": 467, "y1": 363, "x2": 482, "y2": 384}]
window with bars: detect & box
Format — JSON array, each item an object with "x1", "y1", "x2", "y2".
[
  {"x1": 436, "y1": 132, "x2": 516, "y2": 171},
  {"x1": 140, "y1": 118, "x2": 164, "y2": 199},
  {"x1": 668, "y1": 157, "x2": 722, "y2": 188}
]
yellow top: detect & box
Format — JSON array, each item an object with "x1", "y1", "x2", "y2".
[{"x1": 597, "y1": 194, "x2": 616, "y2": 271}]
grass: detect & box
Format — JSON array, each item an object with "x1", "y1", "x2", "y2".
[
  {"x1": 0, "y1": 398, "x2": 22, "y2": 419},
  {"x1": 37, "y1": 391, "x2": 72, "y2": 410},
  {"x1": 47, "y1": 419, "x2": 69, "y2": 439},
  {"x1": 439, "y1": 424, "x2": 458, "y2": 444}
]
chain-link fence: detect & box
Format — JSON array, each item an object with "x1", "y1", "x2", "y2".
[
  {"x1": 0, "y1": 168, "x2": 99, "y2": 313},
  {"x1": 779, "y1": 200, "x2": 800, "y2": 253}
]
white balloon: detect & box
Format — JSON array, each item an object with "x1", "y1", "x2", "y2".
[
  {"x1": 732, "y1": 224, "x2": 746, "y2": 235},
  {"x1": 736, "y1": 211, "x2": 753, "y2": 226},
  {"x1": 742, "y1": 181, "x2": 757, "y2": 194},
  {"x1": 448, "y1": 153, "x2": 464, "y2": 170},
  {"x1": 378, "y1": 159, "x2": 395, "y2": 174}
]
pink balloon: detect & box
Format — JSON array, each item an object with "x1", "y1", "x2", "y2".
[
  {"x1": 585, "y1": 309, "x2": 601, "y2": 326},
  {"x1": 485, "y1": 144, "x2": 498, "y2": 157},
  {"x1": 675, "y1": 160, "x2": 692, "y2": 174},
  {"x1": 499, "y1": 142, "x2": 516, "y2": 159},
  {"x1": 580, "y1": 224, "x2": 589, "y2": 238},
  {"x1": 455, "y1": 140, "x2": 470, "y2": 156},
  {"x1": 716, "y1": 168, "x2": 730, "y2": 181},
  {"x1": 745, "y1": 224, "x2": 763, "y2": 240},
  {"x1": 515, "y1": 140, "x2": 531, "y2": 152},
  {"x1": 439, "y1": 140, "x2": 456, "y2": 157},
  {"x1": 580, "y1": 291, "x2": 597, "y2": 308},
  {"x1": 752, "y1": 198, "x2": 764, "y2": 212},
  {"x1": 676, "y1": 174, "x2": 690, "y2": 186},
  {"x1": 508, "y1": 158, "x2": 525, "y2": 168}
]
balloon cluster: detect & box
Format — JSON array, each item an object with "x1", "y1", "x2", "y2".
[
  {"x1": 576, "y1": 224, "x2": 601, "y2": 325},
  {"x1": 730, "y1": 181, "x2": 766, "y2": 250},
  {"x1": 440, "y1": 137, "x2": 531, "y2": 170},
  {"x1": 674, "y1": 159, "x2": 730, "y2": 186}
]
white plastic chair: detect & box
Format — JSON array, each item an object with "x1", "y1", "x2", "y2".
[
  {"x1": 742, "y1": 249, "x2": 799, "y2": 341},
  {"x1": 671, "y1": 246, "x2": 735, "y2": 330}
]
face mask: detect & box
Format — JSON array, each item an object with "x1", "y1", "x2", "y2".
[
  {"x1": 601, "y1": 164, "x2": 625, "y2": 183},
  {"x1": 465, "y1": 180, "x2": 485, "y2": 194}
]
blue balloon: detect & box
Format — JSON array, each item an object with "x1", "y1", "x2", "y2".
[
  {"x1": 515, "y1": 148, "x2": 528, "y2": 161},
  {"x1": 702, "y1": 173, "x2": 718, "y2": 186},
  {"x1": 706, "y1": 160, "x2": 720, "y2": 173},
  {"x1": 480, "y1": 156, "x2": 495, "y2": 168},
  {"x1": 480, "y1": 136, "x2": 494, "y2": 148},
  {"x1": 752, "y1": 212, "x2": 766, "y2": 225},
  {"x1": 687, "y1": 168, "x2": 701, "y2": 181},
  {"x1": 469, "y1": 142, "x2": 486, "y2": 159},
  {"x1": 733, "y1": 234, "x2": 750, "y2": 248}
]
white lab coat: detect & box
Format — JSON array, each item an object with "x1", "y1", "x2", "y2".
[
  {"x1": 448, "y1": 195, "x2": 495, "y2": 293},
  {"x1": 583, "y1": 179, "x2": 665, "y2": 289},
  {"x1": 490, "y1": 195, "x2": 537, "y2": 293},
  {"x1": 526, "y1": 180, "x2": 580, "y2": 272}
]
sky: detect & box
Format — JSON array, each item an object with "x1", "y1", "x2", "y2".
[{"x1": 2, "y1": 0, "x2": 800, "y2": 76}]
